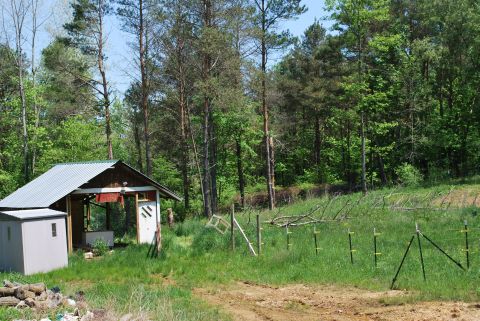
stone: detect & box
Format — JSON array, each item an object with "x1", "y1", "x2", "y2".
[
  {"x1": 34, "y1": 300, "x2": 49, "y2": 310},
  {"x1": 15, "y1": 300, "x2": 27, "y2": 309},
  {"x1": 47, "y1": 293, "x2": 63, "y2": 308},
  {"x1": 0, "y1": 296, "x2": 20, "y2": 306},
  {"x1": 14, "y1": 287, "x2": 35, "y2": 300},
  {"x1": 29, "y1": 283, "x2": 46, "y2": 294},
  {"x1": 37, "y1": 291, "x2": 48, "y2": 301},
  {"x1": 24, "y1": 297, "x2": 36, "y2": 308},
  {"x1": 84, "y1": 252, "x2": 94, "y2": 260},
  {"x1": 24, "y1": 290, "x2": 36, "y2": 299}
]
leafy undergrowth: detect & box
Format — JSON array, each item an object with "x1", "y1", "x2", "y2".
[{"x1": 3, "y1": 182, "x2": 480, "y2": 319}]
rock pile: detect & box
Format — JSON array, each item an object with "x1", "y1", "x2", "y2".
[
  {"x1": 0, "y1": 280, "x2": 77, "y2": 310},
  {"x1": 1, "y1": 280, "x2": 97, "y2": 321}
]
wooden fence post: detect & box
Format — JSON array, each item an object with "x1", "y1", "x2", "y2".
[
  {"x1": 231, "y1": 205, "x2": 235, "y2": 251},
  {"x1": 256, "y1": 214, "x2": 261, "y2": 256}
]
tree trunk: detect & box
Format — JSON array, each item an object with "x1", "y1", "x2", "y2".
[
  {"x1": 346, "y1": 120, "x2": 352, "y2": 190},
  {"x1": 179, "y1": 62, "x2": 190, "y2": 209},
  {"x1": 314, "y1": 113, "x2": 321, "y2": 166},
  {"x1": 12, "y1": 0, "x2": 29, "y2": 182},
  {"x1": 133, "y1": 107, "x2": 144, "y2": 172},
  {"x1": 361, "y1": 112, "x2": 367, "y2": 195},
  {"x1": 139, "y1": 0, "x2": 151, "y2": 176},
  {"x1": 202, "y1": 0, "x2": 213, "y2": 217},
  {"x1": 202, "y1": 98, "x2": 211, "y2": 217},
  {"x1": 186, "y1": 105, "x2": 205, "y2": 211},
  {"x1": 31, "y1": 0, "x2": 39, "y2": 176},
  {"x1": 236, "y1": 136, "x2": 245, "y2": 209},
  {"x1": 261, "y1": 0, "x2": 275, "y2": 210},
  {"x1": 377, "y1": 153, "x2": 388, "y2": 185},
  {"x1": 97, "y1": 0, "x2": 113, "y2": 160},
  {"x1": 19, "y1": 52, "x2": 29, "y2": 182},
  {"x1": 209, "y1": 108, "x2": 218, "y2": 213}
]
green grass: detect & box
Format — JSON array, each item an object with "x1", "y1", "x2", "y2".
[{"x1": 3, "y1": 182, "x2": 480, "y2": 319}]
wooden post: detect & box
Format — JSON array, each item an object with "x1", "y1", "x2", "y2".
[
  {"x1": 135, "y1": 193, "x2": 140, "y2": 244},
  {"x1": 256, "y1": 214, "x2": 261, "y2": 256},
  {"x1": 86, "y1": 201, "x2": 91, "y2": 231},
  {"x1": 106, "y1": 203, "x2": 111, "y2": 230},
  {"x1": 66, "y1": 195, "x2": 73, "y2": 254},
  {"x1": 314, "y1": 226, "x2": 319, "y2": 255},
  {"x1": 155, "y1": 190, "x2": 162, "y2": 254},
  {"x1": 230, "y1": 204, "x2": 235, "y2": 251}
]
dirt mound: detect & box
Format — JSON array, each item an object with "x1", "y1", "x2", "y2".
[{"x1": 194, "y1": 282, "x2": 480, "y2": 321}]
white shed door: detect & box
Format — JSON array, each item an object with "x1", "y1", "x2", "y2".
[{"x1": 138, "y1": 201, "x2": 158, "y2": 244}]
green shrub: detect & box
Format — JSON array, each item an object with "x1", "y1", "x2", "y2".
[
  {"x1": 395, "y1": 163, "x2": 423, "y2": 187},
  {"x1": 92, "y1": 239, "x2": 109, "y2": 256},
  {"x1": 0, "y1": 170, "x2": 17, "y2": 199}
]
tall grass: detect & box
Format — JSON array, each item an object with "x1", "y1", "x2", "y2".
[{"x1": 2, "y1": 183, "x2": 480, "y2": 320}]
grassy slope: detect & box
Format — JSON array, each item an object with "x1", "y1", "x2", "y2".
[{"x1": 2, "y1": 181, "x2": 480, "y2": 319}]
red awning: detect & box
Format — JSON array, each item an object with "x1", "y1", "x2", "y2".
[{"x1": 95, "y1": 193, "x2": 124, "y2": 206}]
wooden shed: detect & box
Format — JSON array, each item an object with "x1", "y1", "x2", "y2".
[{"x1": 0, "y1": 160, "x2": 181, "y2": 256}]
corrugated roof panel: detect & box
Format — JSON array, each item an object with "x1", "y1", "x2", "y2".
[
  {"x1": 0, "y1": 208, "x2": 67, "y2": 220},
  {"x1": 0, "y1": 160, "x2": 118, "y2": 208}
]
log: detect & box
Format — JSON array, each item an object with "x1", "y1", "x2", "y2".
[
  {"x1": 0, "y1": 296, "x2": 20, "y2": 306},
  {"x1": 25, "y1": 297, "x2": 36, "y2": 308},
  {"x1": 0, "y1": 287, "x2": 15, "y2": 297},
  {"x1": 14, "y1": 287, "x2": 35, "y2": 300},
  {"x1": 29, "y1": 283, "x2": 46, "y2": 294}
]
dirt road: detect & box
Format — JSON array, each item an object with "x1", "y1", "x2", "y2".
[{"x1": 194, "y1": 281, "x2": 480, "y2": 321}]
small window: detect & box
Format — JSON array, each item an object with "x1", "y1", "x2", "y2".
[
  {"x1": 51, "y1": 223, "x2": 57, "y2": 237},
  {"x1": 7, "y1": 226, "x2": 11, "y2": 241}
]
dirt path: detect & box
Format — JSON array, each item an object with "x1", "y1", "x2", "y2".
[{"x1": 194, "y1": 281, "x2": 480, "y2": 321}]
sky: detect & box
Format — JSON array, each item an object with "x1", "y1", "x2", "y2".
[{"x1": 32, "y1": 0, "x2": 332, "y2": 98}]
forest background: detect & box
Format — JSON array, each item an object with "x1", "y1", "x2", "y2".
[{"x1": 1, "y1": 0, "x2": 479, "y2": 217}]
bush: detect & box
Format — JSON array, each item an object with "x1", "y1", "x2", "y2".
[
  {"x1": 0, "y1": 170, "x2": 17, "y2": 199},
  {"x1": 92, "y1": 239, "x2": 109, "y2": 256},
  {"x1": 395, "y1": 163, "x2": 423, "y2": 187}
]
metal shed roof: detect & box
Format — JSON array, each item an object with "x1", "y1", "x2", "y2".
[
  {"x1": 0, "y1": 161, "x2": 117, "y2": 209},
  {"x1": 0, "y1": 160, "x2": 181, "y2": 209},
  {"x1": 0, "y1": 208, "x2": 67, "y2": 221}
]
